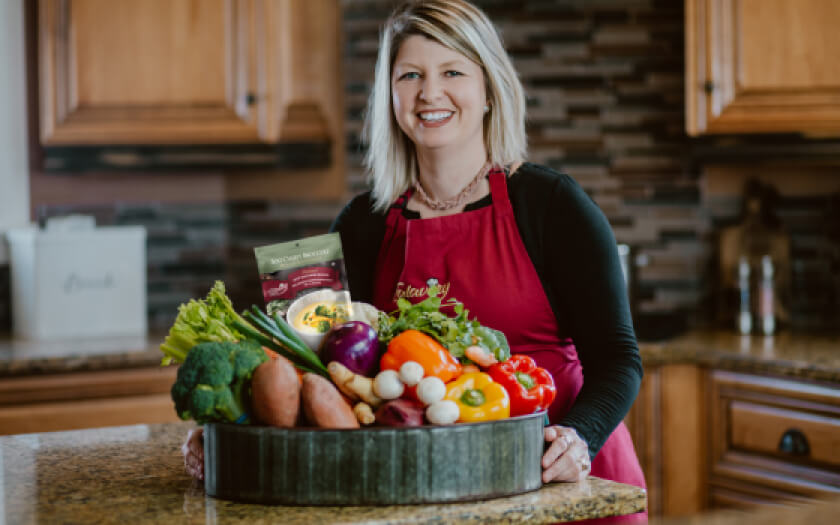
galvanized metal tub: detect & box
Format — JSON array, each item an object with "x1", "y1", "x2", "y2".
[{"x1": 204, "y1": 411, "x2": 545, "y2": 505}]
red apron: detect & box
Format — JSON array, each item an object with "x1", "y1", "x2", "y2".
[{"x1": 373, "y1": 169, "x2": 647, "y2": 523}]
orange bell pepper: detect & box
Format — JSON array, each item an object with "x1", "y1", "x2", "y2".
[{"x1": 380, "y1": 330, "x2": 462, "y2": 400}]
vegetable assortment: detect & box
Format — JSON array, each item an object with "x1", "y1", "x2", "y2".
[
  {"x1": 377, "y1": 280, "x2": 510, "y2": 364},
  {"x1": 162, "y1": 279, "x2": 557, "y2": 430}
]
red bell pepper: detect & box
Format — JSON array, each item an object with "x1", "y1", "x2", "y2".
[{"x1": 487, "y1": 354, "x2": 556, "y2": 417}]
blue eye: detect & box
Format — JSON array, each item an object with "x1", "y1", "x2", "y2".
[
  {"x1": 445, "y1": 70, "x2": 463, "y2": 77},
  {"x1": 399, "y1": 72, "x2": 420, "y2": 80}
]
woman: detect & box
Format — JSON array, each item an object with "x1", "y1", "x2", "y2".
[{"x1": 186, "y1": 0, "x2": 646, "y2": 521}]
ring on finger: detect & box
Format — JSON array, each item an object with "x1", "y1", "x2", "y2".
[{"x1": 579, "y1": 455, "x2": 590, "y2": 471}]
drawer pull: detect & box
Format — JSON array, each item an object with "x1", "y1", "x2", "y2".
[{"x1": 778, "y1": 428, "x2": 810, "y2": 456}]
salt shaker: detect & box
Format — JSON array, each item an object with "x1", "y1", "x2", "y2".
[
  {"x1": 759, "y1": 255, "x2": 775, "y2": 336},
  {"x1": 737, "y1": 256, "x2": 752, "y2": 335}
]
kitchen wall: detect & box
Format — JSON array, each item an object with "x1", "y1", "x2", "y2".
[
  {"x1": 344, "y1": 0, "x2": 840, "y2": 335},
  {"x1": 4, "y1": 0, "x2": 839, "y2": 336}
]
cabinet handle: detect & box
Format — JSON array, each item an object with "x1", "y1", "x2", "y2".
[
  {"x1": 245, "y1": 93, "x2": 257, "y2": 106},
  {"x1": 778, "y1": 428, "x2": 810, "y2": 456},
  {"x1": 703, "y1": 81, "x2": 714, "y2": 94}
]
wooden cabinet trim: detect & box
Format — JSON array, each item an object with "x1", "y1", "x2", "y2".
[
  {"x1": 661, "y1": 365, "x2": 706, "y2": 515},
  {"x1": 709, "y1": 477, "x2": 817, "y2": 508},
  {"x1": 0, "y1": 393, "x2": 179, "y2": 435},
  {"x1": 625, "y1": 365, "x2": 663, "y2": 516},
  {"x1": 712, "y1": 370, "x2": 840, "y2": 408},
  {"x1": 713, "y1": 456, "x2": 840, "y2": 496},
  {"x1": 624, "y1": 364, "x2": 706, "y2": 518},
  {"x1": 719, "y1": 449, "x2": 840, "y2": 488},
  {"x1": 0, "y1": 366, "x2": 177, "y2": 406}
]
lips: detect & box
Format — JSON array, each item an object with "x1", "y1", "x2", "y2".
[{"x1": 417, "y1": 110, "x2": 454, "y2": 127}]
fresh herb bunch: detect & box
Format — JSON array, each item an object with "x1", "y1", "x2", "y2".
[{"x1": 377, "y1": 279, "x2": 511, "y2": 364}]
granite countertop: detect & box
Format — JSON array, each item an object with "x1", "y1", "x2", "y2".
[
  {"x1": 0, "y1": 332, "x2": 165, "y2": 377},
  {"x1": 639, "y1": 331, "x2": 840, "y2": 383},
  {"x1": 0, "y1": 422, "x2": 647, "y2": 524},
  {"x1": 3, "y1": 330, "x2": 838, "y2": 383}
]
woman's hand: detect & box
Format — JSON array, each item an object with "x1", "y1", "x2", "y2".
[
  {"x1": 541, "y1": 425, "x2": 590, "y2": 483},
  {"x1": 181, "y1": 427, "x2": 204, "y2": 481}
]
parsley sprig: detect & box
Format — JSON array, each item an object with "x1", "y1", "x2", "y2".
[{"x1": 377, "y1": 279, "x2": 511, "y2": 364}]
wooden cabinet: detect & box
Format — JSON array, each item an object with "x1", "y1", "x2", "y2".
[
  {"x1": 708, "y1": 370, "x2": 840, "y2": 509},
  {"x1": 0, "y1": 366, "x2": 179, "y2": 435},
  {"x1": 38, "y1": 0, "x2": 341, "y2": 145},
  {"x1": 624, "y1": 364, "x2": 706, "y2": 518},
  {"x1": 685, "y1": 0, "x2": 840, "y2": 135}
]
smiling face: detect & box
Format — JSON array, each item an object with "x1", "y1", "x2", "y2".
[{"x1": 391, "y1": 35, "x2": 488, "y2": 156}]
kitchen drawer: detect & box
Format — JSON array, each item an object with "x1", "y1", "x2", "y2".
[
  {"x1": 708, "y1": 370, "x2": 840, "y2": 507},
  {"x1": 0, "y1": 366, "x2": 179, "y2": 435},
  {"x1": 730, "y1": 401, "x2": 840, "y2": 469}
]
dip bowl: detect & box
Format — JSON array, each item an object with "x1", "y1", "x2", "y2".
[{"x1": 285, "y1": 289, "x2": 351, "y2": 351}]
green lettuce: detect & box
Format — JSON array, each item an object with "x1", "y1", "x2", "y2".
[{"x1": 159, "y1": 281, "x2": 255, "y2": 365}]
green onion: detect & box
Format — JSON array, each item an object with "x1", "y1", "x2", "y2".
[{"x1": 242, "y1": 310, "x2": 328, "y2": 376}]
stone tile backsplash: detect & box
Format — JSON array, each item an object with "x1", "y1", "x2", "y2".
[
  {"x1": 340, "y1": 0, "x2": 839, "y2": 336},
  {"x1": 6, "y1": 0, "x2": 837, "y2": 337}
]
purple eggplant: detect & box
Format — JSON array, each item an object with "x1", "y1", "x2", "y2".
[{"x1": 320, "y1": 321, "x2": 380, "y2": 376}]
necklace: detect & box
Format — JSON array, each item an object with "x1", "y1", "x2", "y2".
[{"x1": 413, "y1": 161, "x2": 491, "y2": 211}]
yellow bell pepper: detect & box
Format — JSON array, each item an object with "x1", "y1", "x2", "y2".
[{"x1": 445, "y1": 372, "x2": 510, "y2": 422}]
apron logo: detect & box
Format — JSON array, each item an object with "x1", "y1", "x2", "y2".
[{"x1": 393, "y1": 281, "x2": 451, "y2": 303}]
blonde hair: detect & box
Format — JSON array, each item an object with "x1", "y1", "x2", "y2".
[{"x1": 362, "y1": 0, "x2": 527, "y2": 212}]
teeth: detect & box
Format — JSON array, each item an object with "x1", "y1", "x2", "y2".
[{"x1": 418, "y1": 111, "x2": 453, "y2": 122}]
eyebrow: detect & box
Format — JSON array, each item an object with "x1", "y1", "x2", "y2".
[{"x1": 395, "y1": 59, "x2": 467, "y2": 69}]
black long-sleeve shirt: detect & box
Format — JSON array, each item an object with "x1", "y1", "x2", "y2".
[{"x1": 330, "y1": 162, "x2": 642, "y2": 458}]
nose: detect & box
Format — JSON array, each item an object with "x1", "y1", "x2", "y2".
[{"x1": 419, "y1": 75, "x2": 443, "y2": 102}]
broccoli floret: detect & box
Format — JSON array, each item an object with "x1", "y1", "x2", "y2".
[
  {"x1": 170, "y1": 340, "x2": 268, "y2": 424},
  {"x1": 314, "y1": 304, "x2": 332, "y2": 317},
  {"x1": 229, "y1": 340, "x2": 266, "y2": 383}
]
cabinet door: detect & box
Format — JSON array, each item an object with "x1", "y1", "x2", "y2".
[
  {"x1": 38, "y1": 0, "x2": 339, "y2": 146},
  {"x1": 624, "y1": 364, "x2": 705, "y2": 518},
  {"x1": 39, "y1": 0, "x2": 263, "y2": 144},
  {"x1": 686, "y1": 0, "x2": 840, "y2": 135}
]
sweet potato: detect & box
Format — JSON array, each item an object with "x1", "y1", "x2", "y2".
[
  {"x1": 251, "y1": 355, "x2": 300, "y2": 427},
  {"x1": 301, "y1": 373, "x2": 360, "y2": 429}
]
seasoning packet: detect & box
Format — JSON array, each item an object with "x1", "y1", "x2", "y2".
[{"x1": 253, "y1": 233, "x2": 351, "y2": 323}]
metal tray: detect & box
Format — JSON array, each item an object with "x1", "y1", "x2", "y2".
[{"x1": 204, "y1": 411, "x2": 545, "y2": 505}]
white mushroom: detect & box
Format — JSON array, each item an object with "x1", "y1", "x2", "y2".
[
  {"x1": 426, "y1": 400, "x2": 459, "y2": 425},
  {"x1": 416, "y1": 376, "x2": 446, "y2": 406},
  {"x1": 373, "y1": 370, "x2": 405, "y2": 400},
  {"x1": 398, "y1": 361, "x2": 424, "y2": 387}
]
